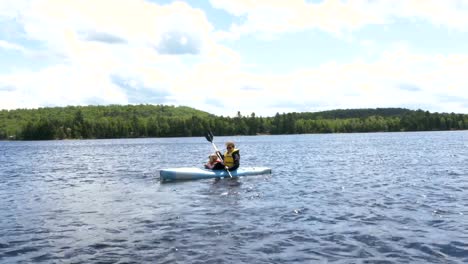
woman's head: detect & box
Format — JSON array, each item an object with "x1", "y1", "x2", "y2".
[{"x1": 225, "y1": 141, "x2": 235, "y2": 151}]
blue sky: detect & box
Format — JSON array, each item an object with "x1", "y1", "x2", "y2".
[{"x1": 1, "y1": 0, "x2": 468, "y2": 116}]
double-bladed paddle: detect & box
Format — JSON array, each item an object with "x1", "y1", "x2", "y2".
[{"x1": 205, "y1": 131, "x2": 233, "y2": 178}]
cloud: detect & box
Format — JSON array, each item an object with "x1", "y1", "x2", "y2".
[
  {"x1": 183, "y1": 47, "x2": 468, "y2": 115},
  {"x1": 204, "y1": 98, "x2": 225, "y2": 108},
  {"x1": 0, "y1": 64, "x2": 128, "y2": 109},
  {"x1": 438, "y1": 94, "x2": 468, "y2": 104},
  {"x1": 398, "y1": 84, "x2": 422, "y2": 92},
  {"x1": 2, "y1": 0, "x2": 214, "y2": 60},
  {"x1": 0, "y1": 85, "x2": 15, "y2": 92},
  {"x1": 1, "y1": 0, "x2": 468, "y2": 116},
  {"x1": 240, "y1": 85, "x2": 262, "y2": 91},
  {"x1": 210, "y1": 0, "x2": 468, "y2": 38},
  {"x1": 0, "y1": 40, "x2": 27, "y2": 53},
  {"x1": 111, "y1": 75, "x2": 170, "y2": 104},
  {"x1": 0, "y1": 0, "x2": 223, "y2": 109},
  {"x1": 5, "y1": 42, "x2": 466, "y2": 116},
  {"x1": 156, "y1": 31, "x2": 201, "y2": 55},
  {"x1": 82, "y1": 31, "x2": 126, "y2": 44}
]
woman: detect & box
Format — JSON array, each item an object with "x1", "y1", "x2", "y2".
[
  {"x1": 204, "y1": 154, "x2": 225, "y2": 170},
  {"x1": 216, "y1": 141, "x2": 240, "y2": 171}
]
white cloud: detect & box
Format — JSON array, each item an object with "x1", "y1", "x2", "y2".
[
  {"x1": 18, "y1": 0, "x2": 214, "y2": 53},
  {"x1": 165, "y1": 46, "x2": 468, "y2": 116},
  {"x1": 211, "y1": 0, "x2": 468, "y2": 38},
  {"x1": 0, "y1": 40, "x2": 27, "y2": 52},
  {"x1": 1, "y1": 0, "x2": 468, "y2": 116},
  {"x1": 0, "y1": 64, "x2": 128, "y2": 109},
  {"x1": 0, "y1": 0, "x2": 229, "y2": 110}
]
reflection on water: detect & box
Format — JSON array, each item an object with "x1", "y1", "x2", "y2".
[{"x1": 1, "y1": 131, "x2": 467, "y2": 263}]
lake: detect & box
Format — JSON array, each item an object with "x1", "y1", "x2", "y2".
[{"x1": 1, "y1": 131, "x2": 467, "y2": 263}]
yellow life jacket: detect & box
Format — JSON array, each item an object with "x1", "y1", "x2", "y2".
[{"x1": 223, "y1": 148, "x2": 239, "y2": 167}]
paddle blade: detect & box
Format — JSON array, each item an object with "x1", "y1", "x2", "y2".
[
  {"x1": 205, "y1": 132, "x2": 213, "y2": 142},
  {"x1": 208, "y1": 130, "x2": 214, "y2": 140}
]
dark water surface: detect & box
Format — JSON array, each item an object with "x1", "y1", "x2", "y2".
[{"x1": 1, "y1": 131, "x2": 467, "y2": 263}]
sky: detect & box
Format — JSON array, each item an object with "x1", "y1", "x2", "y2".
[{"x1": 1, "y1": 0, "x2": 468, "y2": 117}]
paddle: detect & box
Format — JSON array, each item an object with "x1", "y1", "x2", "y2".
[{"x1": 205, "y1": 131, "x2": 233, "y2": 178}]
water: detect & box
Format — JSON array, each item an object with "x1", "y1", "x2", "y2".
[{"x1": 1, "y1": 131, "x2": 467, "y2": 263}]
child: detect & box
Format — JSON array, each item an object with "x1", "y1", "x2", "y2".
[{"x1": 204, "y1": 154, "x2": 225, "y2": 170}]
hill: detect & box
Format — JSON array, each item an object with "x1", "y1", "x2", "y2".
[
  {"x1": 0, "y1": 105, "x2": 467, "y2": 140},
  {"x1": 0, "y1": 104, "x2": 213, "y2": 140},
  {"x1": 292, "y1": 108, "x2": 412, "y2": 120}
]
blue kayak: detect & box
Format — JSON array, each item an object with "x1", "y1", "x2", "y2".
[{"x1": 159, "y1": 167, "x2": 272, "y2": 182}]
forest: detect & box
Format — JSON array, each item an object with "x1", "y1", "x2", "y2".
[{"x1": 0, "y1": 104, "x2": 467, "y2": 140}]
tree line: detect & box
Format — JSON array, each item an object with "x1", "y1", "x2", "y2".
[{"x1": 0, "y1": 105, "x2": 467, "y2": 140}]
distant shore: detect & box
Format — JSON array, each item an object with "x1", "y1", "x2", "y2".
[{"x1": 1, "y1": 105, "x2": 467, "y2": 140}]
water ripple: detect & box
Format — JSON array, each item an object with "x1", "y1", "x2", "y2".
[{"x1": 1, "y1": 132, "x2": 467, "y2": 263}]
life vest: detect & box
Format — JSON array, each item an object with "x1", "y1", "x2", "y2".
[{"x1": 223, "y1": 149, "x2": 239, "y2": 167}]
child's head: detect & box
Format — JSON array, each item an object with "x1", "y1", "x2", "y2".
[{"x1": 209, "y1": 154, "x2": 218, "y2": 162}]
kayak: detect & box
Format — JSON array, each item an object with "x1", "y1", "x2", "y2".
[{"x1": 159, "y1": 167, "x2": 272, "y2": 182}]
